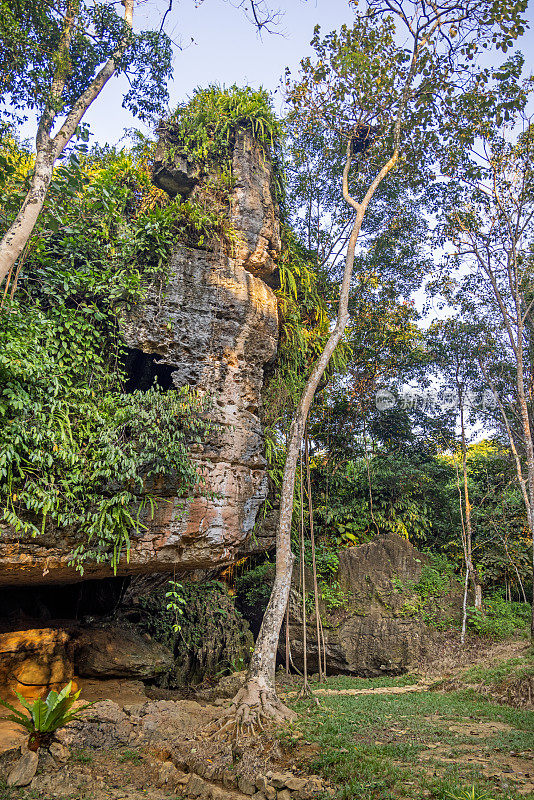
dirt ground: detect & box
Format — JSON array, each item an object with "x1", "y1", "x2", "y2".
[{"x1": 0, "y1": 638, "x2": 532, "y2": 800}]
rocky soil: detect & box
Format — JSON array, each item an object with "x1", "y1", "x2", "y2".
[
  {"x1": 1, "y1": 638, "x2": 532, "y2": 800},
  {"x1": 0, "y1": 682, "x2": 332, "y2": 800}
]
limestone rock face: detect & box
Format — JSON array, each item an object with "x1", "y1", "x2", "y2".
[
  {"x1": 119, "y1": 131, "x2": 279, "y2": 577},
  {"x1": 75, "y1": 625, "x2": 173, "y2": 679},
  {"x1": 0, "y1": 629, "x2": 74, "y2": 700},
  {"x1": 0, "y1": 130, "x2": 279, "y2": 586},
  {"x1": 283, "y1": 535, "x2": 454, "y2": 676},
  {"x1": 228, "y1": 131, "x2": 281, "y2": 284}
]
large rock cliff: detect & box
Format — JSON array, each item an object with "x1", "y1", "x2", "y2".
[{"x1": 0, "y1": 130, "x2": 280, "y2": 586}]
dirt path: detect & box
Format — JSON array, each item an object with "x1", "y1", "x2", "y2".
[{"x1": 282, "y1": 682, "x2": 430, "y2": 698}]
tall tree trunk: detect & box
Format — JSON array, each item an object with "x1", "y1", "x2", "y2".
[
  {"x1": 478, "y1": 356, "x2": 534, "y2": 638},
  {"x1": 0, "y1": 148, "x2": 56, "y2": 283},
  {"x1": 516, "y1": 390, "x2": 534, "y2": 638},
  {"x1": 459, "y1": 403, "x2": 482, "y2": 610},
  {"x1": 305, "y1": 427, "x2": 324, "y2": 681},
  {"x1": 299, "y1": 453, "x2": 309, "y2": 693},
  {"x1": 455, "y1": 454, "x2": 470, "y2": 645},
  {"x1": 228, "y1": 141, "x2": 399, "y2": 728}
]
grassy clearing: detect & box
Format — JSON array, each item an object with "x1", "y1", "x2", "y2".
[
  {"x1": 282, "y1": 677, "x2": 534, "y2": 800},
  {"x1": 278, "y1": 672, "x2": 423, "y2": 692}
]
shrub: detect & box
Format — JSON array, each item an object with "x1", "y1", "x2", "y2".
[
  {"x1": 467, "y1": 594, "x2": 531, "y2": 639},
  {"x1": 235, "y1": 561, "x2": 274, "y2": 636}
]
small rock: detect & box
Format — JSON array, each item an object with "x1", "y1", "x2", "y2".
[
  {"x1": 222, "y1": 768, "x2": 238, "y2": 789},
  {"x1": 256, "y1": 775, "x2": 269, "y2": 792},
  {"x1": 7, "y1": 751, "x2": 39, "y2": 787},
  {"x1": 123, "y1": 702, "x2": 147, "y2": 716},
  {"x1": 278, "y1": 791, "x2": 292, "y2": 800},
  {"x1": 150, "y1": 744, "x2": 172, "y2": 761},
  {"x1": 194, "y1": 760, "x2": 207, "y2": 777},
  {"x1": 252, "y1": 793, "x2": 266, "y2": 800},
  {"x1": 271, "y1": 772, "x2": 291, "y2": 789},
  {"x1": 238, "y1": 775, "x2": 257, "y2": 795},
  {"x1": 285, "y1": 777, "x2": 308, "y2": 792},
  {"x1": 264, "y1": 786, "x2": 277, "y2": 800},
  {"x1": 48, "y1": 742, "x2": 70, "y2": 762},
  {"x1": 157, "y1": 761, "x2": 180, "y2": 787},
  {"x1": 205, "y1": 765, "x2": 218, "y2": 780},
  {"x1": 211, "y1": 788, "x2": 229, "y2": 800},
  {"x1": 188, "y1": 773, "x2": 207, "y2": 798}
]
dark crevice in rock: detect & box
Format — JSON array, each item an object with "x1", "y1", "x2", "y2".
[
  {"x1": 0, "y1": 577, "x2": 129, "y2": 633},
  {"x1": 122, "y1": 348, "x2": 175, "y2": 392}
]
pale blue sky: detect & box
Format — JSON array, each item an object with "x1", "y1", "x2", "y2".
[
  {"x1": 15, "y1": 0, "x2": 534, "y2": 147},
  {"x1": 74, "y1": 0, "x2": 358, "y2": 146}
]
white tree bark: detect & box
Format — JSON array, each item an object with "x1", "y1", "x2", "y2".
[{"x1": 0, "y1": 0, "x2": 134, "y2": 287}]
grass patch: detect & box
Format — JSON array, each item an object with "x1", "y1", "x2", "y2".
[
  {"x1": 70, "y1": 749, "x2": 93, "y2": 764},
  {"x1": 117, "y1": 748, "x2": 143, "y2": 764},
  {"x1": 315, "y1": 673, "x2": 422, "y2": 691},
  {"x1": 278, "y1": 673, "x2": 422, "y2": 692},
  {"x1": 286, "y1": 683, "x2": 533, "y2": 800},
  {"x1": 459, "y1": 652, "x2": 533, "y2": 686}
]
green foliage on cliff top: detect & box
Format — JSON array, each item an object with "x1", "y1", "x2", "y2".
[
  {"x1": 163, "y1": 85, "x2": 285, "y2": 206},
  {"x1": 166, "y1": 84, "x2": 283, "y2": 164}
]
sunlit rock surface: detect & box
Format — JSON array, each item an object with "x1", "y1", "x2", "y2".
[{"x1": 0, "y1": 130, "x2": 279, "y2": 585}]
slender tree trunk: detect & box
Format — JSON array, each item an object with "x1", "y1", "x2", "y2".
[
  {"x1": 503, "y1": 537, "x2": 527, "y2": 603},
  {"x1": 455, "y1": 455, "x2": 470, "y2": 644},
  {"x1": 0, "y1": 0, "x2": 134, "y2": 287},
  {"x1": 459, "y1": 404, "x2": 482, "y2": 610},
  {"x1": 461, "y1": 567, "x2": 469, "y2": 645},
  {"x1": 0, "y1": 148, "x2": 56, "y2": 282},
  {"x1": 285, "y1": 602, "x2": 290, "y2": 674},
  {"x1": 228, "y1": 141, "x2": 399, "y2": 728},
  {"x1": 299, "y1": 453, "x2": 309, "y2": 692},
  {"x1": 515, "y1": 389, "x2": 534, "y2": 638},
  {"x1": 478, "y1": 356, "x2": 534, "y2": 638}
]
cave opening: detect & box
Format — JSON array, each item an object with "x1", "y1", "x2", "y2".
[
  {"x1": 122, "y1": 347, "x2": 175, "y2": 392},
  {"x1": 0, "y1": 577, "x2": 130, "y2": 634}
]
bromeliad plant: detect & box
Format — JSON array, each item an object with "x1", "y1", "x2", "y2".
[{"x1": 0, "y1": 682, "x2": 92, "y2": 751}]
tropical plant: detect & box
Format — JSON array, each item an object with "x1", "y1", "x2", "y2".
[
  {"x1": 162, "y1": 85, "x2": 284, "y2": 179},
  {"x1": 0, "y1": 143, "x2": 213, "y2": 571},
  {"x1": 0, "y1": 682, "x2": 92, "y2": 751},
  {"x1": 234, "y1": 0, "x2": 529, "y2": 728}
]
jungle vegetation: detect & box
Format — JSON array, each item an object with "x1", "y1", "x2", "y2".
[{"x1": 0, "y1": 0, "x2": 532, "y2": 726}]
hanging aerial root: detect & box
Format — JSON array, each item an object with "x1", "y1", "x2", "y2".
[{"x1": 205, "y1": 678, "x2": 296, "y2": 740}]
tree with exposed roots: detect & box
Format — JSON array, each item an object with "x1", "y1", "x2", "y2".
[{"x1": 225, "y1": 0, "x2": 529, "y2": 733}]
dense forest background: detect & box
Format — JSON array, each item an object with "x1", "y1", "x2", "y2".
[{"x1": 1, "y1": 0, "x2": 533, "y2": 646}]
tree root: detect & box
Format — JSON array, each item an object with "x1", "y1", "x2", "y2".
[
  {"x1": 206, "y1": 678, "x2": 296, "y2": 739},
  {"x1": 296, "y1": 681, "x2": 320, "y2": 706}
]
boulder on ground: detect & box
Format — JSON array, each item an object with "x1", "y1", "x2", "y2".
[
  {"x1": 74, "y1": 625, "x2": 173, "y2": 679},
  {"x1": 0, "y1": 628, "x2": 74, "y2": 699},
  {"x1": 282, "y1": 534, "x2": 460, "y2": 676}
]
